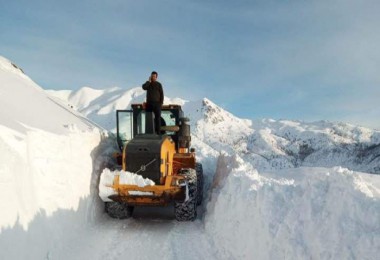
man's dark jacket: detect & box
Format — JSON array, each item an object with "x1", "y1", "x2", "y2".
[{"x1": 142, "y1": 81, "x2": 164, "y2": 104}]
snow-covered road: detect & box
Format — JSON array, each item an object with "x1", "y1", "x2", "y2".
[{"x1": 62, "y1": 215, "x2": 216, "y2": 260}]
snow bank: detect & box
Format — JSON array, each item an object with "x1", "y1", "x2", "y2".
[
  {"x1": 0, "y1": 126, "x2": 102, "y2": 230},
  {"x1": 0, "y1": 56, "x2": 105, "y2": 229},
  {"x1": 206, "y1": 157, "x2": 380, "y2": 259},
  {"x1": 99, "y1": 168, "x2": 155, "y2": 201},
  {"x1": 0, "y1": 56, "x2": 110, "y2": 259}
]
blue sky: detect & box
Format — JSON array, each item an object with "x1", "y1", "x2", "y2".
[{"x1": 1, "y1": 0, "x2": 379, "y2": 129}]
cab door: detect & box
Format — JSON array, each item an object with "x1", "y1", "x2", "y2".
[{"x1": 116, "y1": 110, "x2": 133, "y2": 150}]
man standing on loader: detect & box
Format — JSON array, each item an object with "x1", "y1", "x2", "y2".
[{"x1": 142, "y1": 71, "x2": 164, "y2": 134}]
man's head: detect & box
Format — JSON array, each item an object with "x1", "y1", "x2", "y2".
[{"x1": 151, "y1": 71, "x2": 158, "y2": 82}]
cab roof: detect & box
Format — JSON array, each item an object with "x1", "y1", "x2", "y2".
[{"x1": 131, "y1": 103, "x2": 182, "y2": 110}]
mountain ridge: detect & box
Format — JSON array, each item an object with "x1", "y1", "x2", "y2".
[{"x1": 48, "y1": 85, "x2": 380, "y2": 174}]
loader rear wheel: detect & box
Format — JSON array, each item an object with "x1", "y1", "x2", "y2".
[
  {"x1": 105, "y1": 202, "x2": 134, "y2": 219},
  {"x1": 196, "y1": 163, "x2": 204, "y2": 205},
  {"x1": 174, "y1": 168, "x2": 197, "y2": 221}
]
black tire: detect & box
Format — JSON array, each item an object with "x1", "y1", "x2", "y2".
[
  {"x1": 174, "y1": 168, "x2": 197, "y2": 221},
  {"x1": 105, "y1": 202, "x2": 134, "y2": 219},
  {"x1": 195, "y1": 163, "x2": 204, "y2": 205}
]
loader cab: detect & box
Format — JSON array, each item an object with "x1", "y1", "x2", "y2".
[{"x1": 116, "y1": 104, "x2": 184, "y2": 151}]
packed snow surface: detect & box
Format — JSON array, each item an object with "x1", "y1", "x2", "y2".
[{"x1": 1, "y1": 56, "x2": 380, "y2": 259}]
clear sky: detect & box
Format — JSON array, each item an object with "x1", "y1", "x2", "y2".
[{"x1": 1, "y1": 0, "x2": 379, "y2": 129}]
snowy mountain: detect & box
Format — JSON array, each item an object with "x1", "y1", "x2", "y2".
[
  {"x1": 46, "y1": 86, "x2": 186, "y2": 131},
  {"x1": 49, "y1": 86, "x2": 380, "y2": 174},
  {"x1": 1, "y1": 55, "x2": 380, "y2": 259}
]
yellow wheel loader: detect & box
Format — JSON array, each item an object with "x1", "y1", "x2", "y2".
[{"x1": 99, "y1": 103, "x2": 203, "y2": 221}]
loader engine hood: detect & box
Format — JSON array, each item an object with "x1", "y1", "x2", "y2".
[{"x1": 125, "y1": 134, "x2": 174, "y2": 184}]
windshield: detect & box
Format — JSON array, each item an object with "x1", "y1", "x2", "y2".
[
  {"x1": 135, "y1": 110, "x2": 177, "y2": 135},
  {"x1": 161, "y1": 110, "x2": 177, "y2": 135}
]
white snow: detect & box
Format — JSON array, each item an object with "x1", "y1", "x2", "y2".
[
  {"x1": 0, "y1": 57, "x2": 105, "y2": 229},
  {"x1": 1, "y1": 55, "x2": 380, "y2": 260},
  {"x1": 99, "y1": 168, "x2": 155, "y2": 201},
  {"x1": 206, "y1": 156, "x2": 380, "y2": 259}
]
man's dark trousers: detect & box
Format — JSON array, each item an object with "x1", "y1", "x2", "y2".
[{"x1": 146, "y1": 102, "x2": 161, "y2": 134}]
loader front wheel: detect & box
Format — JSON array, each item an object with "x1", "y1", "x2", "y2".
[
  {"x1": 105, "y1": 202, "x2": 134, "y2": 219},
  {"x1": 195, "y1": 163, "x2": 204, "y2": 205},
  {"x1": 174, "y1": 168, "x2": 197, "y2": 221}
]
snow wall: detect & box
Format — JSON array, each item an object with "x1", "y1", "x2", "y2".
[
  {"x1": 206, "y1": 155, "x2": 380, "y2": 259},
  {"x1": 0, "y1": 56, "x2": 110, "y2": 259}
]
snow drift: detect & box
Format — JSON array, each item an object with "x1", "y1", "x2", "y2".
[
  {"x1": 1, "y1": 55, "x2": 380, "y2": 259},
  {"x1": 207, "y1": 155, "x2": 380, "y2": 259},
  {"x1": 0, "y1": 56, "x2": 109, "y2": 259}
]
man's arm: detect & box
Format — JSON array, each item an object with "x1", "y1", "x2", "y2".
[
  {"x1": 142, "y1": 81, "x2": 150, "y2": 90},
  {"x1": 159, "y1": 83, "x2": 164, "y2": 104}
]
